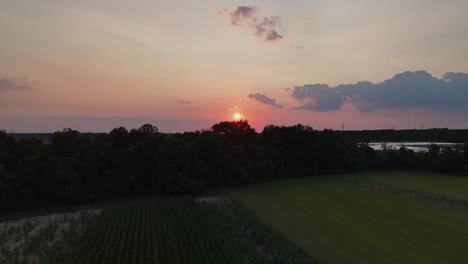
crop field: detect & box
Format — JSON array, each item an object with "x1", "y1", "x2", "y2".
[
  {"x1": 229, "y1": 171, "x2": 468, "y2": 264},
  {"x1": 4, "y1": 171, "x2": 468, "y2": 264},
  {"x1": 72, "y1": 197, "x2": 316, "y2": 264}
]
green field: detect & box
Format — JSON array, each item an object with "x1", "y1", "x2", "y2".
[
  {"x1": 3, "y1": 171, "x2": 468, "y2": 264},
  {"x1": 72, "y1": 197, "x2": 315, "y2": 264},
  {"x1": 229, "y1": 171, "x2": 468, "y2": 264},
  {"x1": 354, "y1": 171, "x2": 468, "y2": 201}
]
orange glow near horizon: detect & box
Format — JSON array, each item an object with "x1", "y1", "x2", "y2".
[{"x1": 234, "y1": 112, "x2": 242, "y2": 121}]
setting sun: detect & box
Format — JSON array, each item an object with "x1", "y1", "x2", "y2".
[{"x1": 234, "y1": 113, "x2": 242, "y2": 121}]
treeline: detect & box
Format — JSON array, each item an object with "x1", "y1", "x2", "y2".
[
  {"x1": 338, "y1": 128, "x2": 468, "y2": 143},
  {"x1": 14, "y1": 128, "x2": 468, "y2": 144},
  {"x1": 1, "y1": 121, "x2": 468, "y2": 212}
]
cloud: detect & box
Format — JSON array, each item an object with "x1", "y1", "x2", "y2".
[
  {"x1": 217, "y1": 8, "x2": 228, "y2": 16},
  {"x1": 176, "y1": 100, "x2": 191, "y2": 104},
  {"x1": 91, "y1": 29, "x2": 149, "y2": 48},
  {"x1": 290, "y1": 45, "x2": 303, "y2": 49},
  {"x1": 289, "y1": 71, "x2": 468, "y2": 113},
  {"x1": 222, "y1": 6, "x2": 283, "y2": 42},
  {"x1": 289, "y1": 84, "x2": 345, "y2": 111},
  {"x1": 248, "y1": 93, "x2": 283, "y2": 108},
  {"x1": 265, "y1": 30, "x2": 282, "y2": 42},
  {"x1": 0, "y1": 78, "x2": 33, "y2": 92},
  {"x1": 229, "y1": 6, "x2": 258, "y2": 26}
]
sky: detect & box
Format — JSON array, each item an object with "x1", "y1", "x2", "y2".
[{"x1": 1, "y1": 0, "x2": 468, "y2": 132}]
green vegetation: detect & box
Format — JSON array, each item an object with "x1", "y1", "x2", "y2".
[
  {"x1": 2, "y1": 122, "x2": 468, "y2": 212},
  {"x1": 73, "y1": 197, "x2": 316, "y2": 264},
  {"x1": 337, "y1": 128, "x2": 468, "y2": 143},
  {"x1": 229, "y1": 171, "x2": 468, "y2": 264},
  {"x1": 3, "y1": 121, "x2": 468, "y2": 263},
  {"x1": 3, "y1": 171, "x2": 468, "y2": 264},
  {"x1": 355, "y1": 171, "x2": 468, "y2": 201}
]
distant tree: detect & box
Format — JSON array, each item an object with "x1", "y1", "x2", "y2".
[
  {"x1": 212, "y1": 120, "x2": 255, "y2": 139},
  {"x1": 109, "y1": 127, "x2": 130, "y2": 148},
  {"x1": 433, "y1": 148, "x2": 465, "y2": 173},
  {"x1": 156, "y1": 136, "x2": 207, "y2": 194},
  {"x1": 463, "y1": 143, "x2": 468, "y2": 161},
  {"x1": 4, "y1": 122, "x2": 468, "y2": 213},
  {"x1": 0, "y1": 130, "x2": 16, "y2": 169},
  {"x1": 130, "y1": 124, "x2": 160, "y2": 143},
  {"x1": 136, "y1": 123, "x2": 159, "y2": 134},
  {"x1": 51, "y1": 128, "x2": 90, "y2": 157}
]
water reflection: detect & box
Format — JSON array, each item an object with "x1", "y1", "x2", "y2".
[{"x1": 367, "y1": 142, "x2": 462, "y2": 152}]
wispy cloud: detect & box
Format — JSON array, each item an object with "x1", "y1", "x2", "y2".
[
  {"x1": 90, "y1": 29, "x2": 150, "y2": 48},
  {"x1": 248, "y1": 93, "x2": 283, "y2": 108},
  {"x1": 221, "y1": 6, "x2": 283, "y2": 42},
  {"x1": 176, "y1": 100, "x2": 191, "y2": 104},
  {"x1": 0, "y1": 78, "x2": 33, "y2": 92},
  {"x1": 289, "y1": 71, "x2": 468, "y2": 113}
]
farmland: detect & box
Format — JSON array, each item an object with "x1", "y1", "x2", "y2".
[
  {"x1": 72, "y1": 197, "x2": 315, "y2": 264},
  {"x1": 0, "y1": 210, "x2": 100, "y2": 264},
  {"x1": 3, "y1": 171, "x2": 468, "y2": 264},
  {"x1": 229, "y1": 171, "x2": 468, "y2": 264},
  {"x1": 353, "y1": 171, "x2": 468, "y2": 201}
]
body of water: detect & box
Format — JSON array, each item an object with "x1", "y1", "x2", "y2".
[{"x1": 367, "y1": 142, "x2": 462, "y2": 152}]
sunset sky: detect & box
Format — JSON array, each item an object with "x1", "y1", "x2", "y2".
[{"x1": 1, "y1": 0, "x2": 468, "y2": 132}]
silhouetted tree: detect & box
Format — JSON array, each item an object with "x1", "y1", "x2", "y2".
[{"x1": 2, "y1": 122, "x2": 468, "y2": 212}]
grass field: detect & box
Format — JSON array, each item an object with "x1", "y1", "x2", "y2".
[
  {"x1": 72, "y1": 197, "x2": 315, "y2": 264},
  {"x1": 229, "y1": 171, "x2": 468, "y2": 264},
  {"x1": 354, "y1": 170, "x2": 468, "y2": 201}
]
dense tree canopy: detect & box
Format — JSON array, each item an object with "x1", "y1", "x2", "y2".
[
  {"x1": 338, "y1": 128, "x2": 468, "y2": 143},
  {"x1": 1, "y1": 122, "x2": 467, "y2": 212}
]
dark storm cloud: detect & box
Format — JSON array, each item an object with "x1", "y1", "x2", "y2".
[
  {"x1": 223, "y1": 6, "x2": 283, "y2": 42},
  {"x1": 176, "y1": 100, "x2": 191, "y2": 104},
  {"x1": 248, "y1": 93, "x2": 283, "y2": 108},
  {"x1": 0, "y1": 78, "x2": 33, "y2": 92},
  {"x1": 289, "y1": 71, "x2": 468, "y2": 113}
]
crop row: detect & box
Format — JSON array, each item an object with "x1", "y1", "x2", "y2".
[{"x1": 72, "y1": 197, "x2": 316, "y2": 264}]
